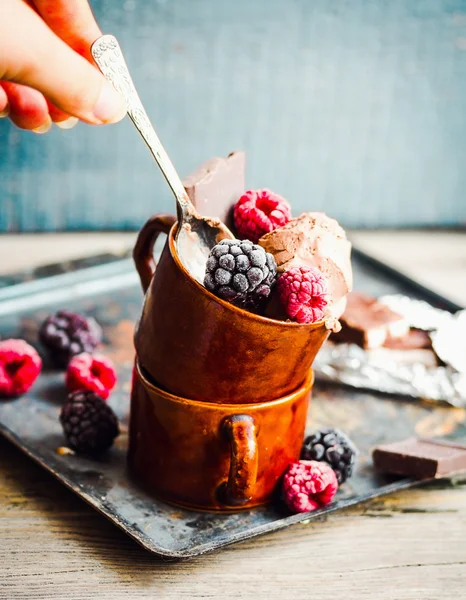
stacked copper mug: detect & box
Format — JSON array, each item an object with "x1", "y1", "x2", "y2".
[{"x1": 128, "y1": 211, "x2": 331, "y2": 511}]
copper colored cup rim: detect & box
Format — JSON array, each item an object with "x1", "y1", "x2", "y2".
[
  {"x1": 168, "y1": 224, "x2": 328, "y2": 331},
  {"x1": 136, "y1": 360, "x2": 314, "y2": 409}
]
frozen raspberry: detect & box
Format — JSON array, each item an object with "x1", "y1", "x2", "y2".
[
  {"x1": 282, "y1": 460, "x2": 338, "y2": 513},
  {"x1": 39, "y1": 310, "x2": 102, "y2": 367},
  {"x1": 204, "y1": 239, "x2": 277, "y2": 310},
  {"x1": 60, "y1": 390, "x2": 119, "y2": 455},
  {"x1": 277, "y1": 266, "x2": 328, "y2": 324},
  {"x1": 233, "y1": 189, "x2": 292, "y2": 243},
  {"x1": 0, "y1": 339, "x2": 42, "y2": 398},
  {"x1": 302, "y1": 428, "x2": 358, "y2": 484},
  {"x1": 66, "y1": 353, "x2": 116, "y2": 400}
]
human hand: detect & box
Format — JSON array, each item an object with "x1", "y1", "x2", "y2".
[{"x1": 0, "y1": 0, "x2": 126, "y2": 133}]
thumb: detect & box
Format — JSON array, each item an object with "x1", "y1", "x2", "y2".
[{"x1": 0, "y1": 0, "x2": 126, "y2": 125}]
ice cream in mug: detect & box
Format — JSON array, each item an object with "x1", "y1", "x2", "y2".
[
  {"x1": 184, "y1": 153, "x2": 353, "y2": 329},
  {"x1": 259, "y1": 212, "x2": 352, "y2": 319}
]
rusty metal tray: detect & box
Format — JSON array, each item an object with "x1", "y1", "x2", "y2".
[{"x1": 0, "y1": 249, "x2": 464, "y2": 558}]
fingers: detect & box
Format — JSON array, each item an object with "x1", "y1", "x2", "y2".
[
  {"x1": 32, "y1": 0, "x2": 103, "y2": 130},
  {"x1": 0, "y1": 81, "x2": 78, "y2": 131},
  {"x1": 32, "y1": 0, "x2": 101, "y2": 61},
  {"x1": 1, "y1": 81, "x2": 51, "y2": 133},
  {"x1": 0, "y1": 85, "x2": 8, "y2": 117},
  {"x1": 0, "y1": 0, "x2": 126, "y2": 125},
  {"x1": 46, "y1": 100, "x2": 70, "y2": 122}
]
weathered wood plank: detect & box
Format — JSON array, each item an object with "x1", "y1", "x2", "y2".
[{"x1": 1, "y1": 437, "x2": 465, "y2": 600}]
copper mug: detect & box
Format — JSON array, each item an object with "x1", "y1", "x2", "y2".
[
  {"x1": 129, "y1": 361, "x2": 313, "y2": 510},
  {"x1": 133, "y1": 214, "x2": 330, "y2": 404}
]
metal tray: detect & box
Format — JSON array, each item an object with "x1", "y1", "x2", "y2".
[{"x1": 0, "y1": 249, "x2": 464, "y2": 558}]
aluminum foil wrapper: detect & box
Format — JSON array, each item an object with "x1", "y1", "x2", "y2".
[
  {"x1": 314, "y1": 295, "x2": 466, "y2": 407},
  {"x1": 431, "y1": 310, "x2": 466, "y2": 375},
  {"x1": 379, "y1": 294, "x2": 455, "y2": 331}
]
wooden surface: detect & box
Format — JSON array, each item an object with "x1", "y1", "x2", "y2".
[{"x1": 1, "y1": 231, "x2": 466, "y2": 600}]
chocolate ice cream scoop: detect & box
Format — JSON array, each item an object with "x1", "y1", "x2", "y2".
[{"x1": 259, "y1": 212, "x2": 352, "y2": 319}]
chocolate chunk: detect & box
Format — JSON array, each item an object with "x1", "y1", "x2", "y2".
[
  {"x1": 373, "y1": 437, "x2": 466, "y2": 479},
  {"x1": 332, "y1": 291, "x2": 409, "y2": 349},
  {"x1": 183, "y1": 151, "x2": 245, "y2": 229},
  {"x1": 383, "y1": 328, "x2": 432, "y2": 350}
]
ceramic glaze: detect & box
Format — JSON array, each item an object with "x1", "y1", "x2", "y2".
[
  {"x1": 132, "y1": 214, "x2": 330, "y2": 403},
  {"x1": 128, "y1": 363, "x2": 313, "y2": 510}
]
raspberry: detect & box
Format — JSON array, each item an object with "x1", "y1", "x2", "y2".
[
  {"x1": 301, "y1": 428, "x2": 358, "y2": 484},
  {"x1": 282, "y1": 460, "x2": 338, "y2": 513},
  {"x1": 233, "y1": 189, "x2": 292, "y2": 243},
  {"x1": 60, "y1": 390, "x2": 119, "y2": 455},
  {"x1": 204, "y1": 239, "x2": 277, "y2": 310},
  {"x1": 0, "y1": 339, "x2": 42, "y2": 398},
  {"x1": 39, "y1": 310, "x2": 102, "y2": 367},
  {"x1": 277, "y1": 266, "x2": 328, "y2": 324},
  {"x1": 66, "y1": 353, "x2": 117, "y2": 400}
]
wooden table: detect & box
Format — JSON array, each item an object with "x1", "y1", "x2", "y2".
[{"x1": 1, "y1": 231, "x2": 465, "y2": 600}]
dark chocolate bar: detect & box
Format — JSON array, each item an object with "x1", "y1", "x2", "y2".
[
  {"x1": 183, "y1": 151, "x2": 245, "y2": 229},
  {"x1": 383, "y1": 328, "x2": 432, "y2": 350},
  {"x1": 332, "y1": 291, "x2": 409, "y2": 349},
  {"x1": 373, "y1": 437, "x2": 466, "y2": 479}
]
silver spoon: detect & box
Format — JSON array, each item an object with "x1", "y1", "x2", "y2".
[{"x1": 91, "y1": 34, "x2": 233, "y2": 282}]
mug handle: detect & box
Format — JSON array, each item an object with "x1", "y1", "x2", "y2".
[
  {"x1": 133, "y1": 213, "x2": 177, "y2": 293},
  {"x1": 222, "y1": 414, "x2": 258, "y2": 505}
]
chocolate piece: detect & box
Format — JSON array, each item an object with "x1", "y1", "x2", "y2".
[
  {"x1": 383, "y1": 328, "x2": 432, "y2": 350},
  {"x1": 332, "y1": 291, "x2": 409, "y2": 349},
  {"x1": 183, "y1": 151, "x2": 245, "y2": 229},
  {"x1": 373, "y1": 437, "x2": 466, "y2": 479}
]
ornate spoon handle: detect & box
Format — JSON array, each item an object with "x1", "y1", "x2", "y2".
[{"x1": 91, "y1": 34, "x2": 190, "y2": 215}]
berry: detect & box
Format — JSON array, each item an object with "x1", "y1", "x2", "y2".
[
  {"x1": 204, "y1": 239, "x2": 277, "y2": 310},
  {"x1": 233, "y1": 189, "x2": 292, "y2": 243},
  {"x1": 276, "y1": 266, "x2": 328, "y2": 324},
  {"x1": 282, "y1": 460, "x2": 338, "y2": 513},
  {"x1": 0, "y1": 339, "x2": 42, "y2": 398},
  {"x1": 60, "y1": 390, "x2": 119, "y2": 455},
  {"x1": 301, "y1": 428, "x2": 358, "y2": 484},
  {"x1": 39, "y1": 310, "x2": 102, "y2": 367},
  {"x1": 66, "y1": 353, "x2": 117, "y2": 400}
]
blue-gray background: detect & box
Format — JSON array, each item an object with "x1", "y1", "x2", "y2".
[{"x1": 1, "y1": 0, "x2": 466, "y2": 231}]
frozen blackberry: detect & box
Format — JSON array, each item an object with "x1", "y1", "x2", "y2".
[
  {"x1": 60, "y1": 390, "x2": 119, "y2": 455},
  {"x1": 39, "y1": 310, "x2": 102, "y2": 367},
  {"x1": 204, "y1": 239, "x2": 277, "y2": 310},
  {"x1": 301, "y1": 427, "x2": 358, "y2": 484}
]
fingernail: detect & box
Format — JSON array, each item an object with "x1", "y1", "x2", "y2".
[
  {"x1": 0, "y1": 104, "x2": 9, "y2": 118},
  {"x1": 32, "y1": 115, "x2": 52, "y2": 134},
  {"x1": 55, "y1": 117, "x2": 79, "y2": 130},
  {"x1": 93, "y1": 80, "x2": 127, "y2": 124}
]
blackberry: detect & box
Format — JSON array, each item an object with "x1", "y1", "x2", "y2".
[
  {"x1": 301, "y1": 427, "x2": 358, "y2": 484},
  {"x1": 60, "y1": 390, "x2": 119, "y2": 455},
  {"x1": 204, "y1": 239, "x2": 277, "y2": 310},
  {"x1": 39, "y1": 310, "x2": 102, "y2": 367}
]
